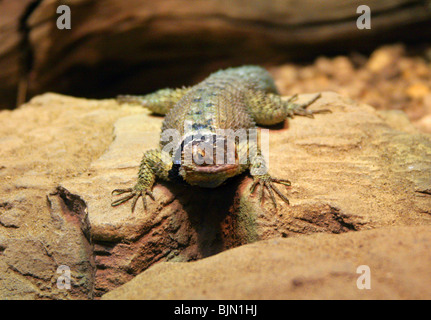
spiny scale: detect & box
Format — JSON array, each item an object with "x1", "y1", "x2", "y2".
[{"x1": 161, "y1": 66, "x2": 276, "y2": 140}]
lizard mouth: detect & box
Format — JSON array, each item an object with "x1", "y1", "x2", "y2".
[
  {"x1": 188, "y1": 163, "x2": 238, "y2": 174},
  {"x1": 176, "y1": 132, "x2": 241, "y2": 187},
  {"x1": 182, "y1": 163, "x2": 239, "y2": 188}
]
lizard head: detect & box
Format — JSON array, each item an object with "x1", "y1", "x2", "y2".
[{"x1": 175, "y1": 133, "x2": 240, "y2": 188}]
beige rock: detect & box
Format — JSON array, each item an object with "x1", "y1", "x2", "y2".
[
  {"x1": 0, "y1": 91, "x2": 430, "y2": 299},
  {"x1": 415, "y1": 114, "x2": 431, "y2": 134},
  {"x1": 406, "y1": 83, "x2": 430, "y2": 99},
  {"x1": 102, "y1": 226, "x2": 431, "y2": 300},
  {"x1": 366, "y1": 45, "x2": 406, "y2": 74},
  {"x1": 273, "y1": 45, "x2": 431, "y2": 133},
  {"x1": 0, "y1": 93, "x2": 140, "y2": 299}
]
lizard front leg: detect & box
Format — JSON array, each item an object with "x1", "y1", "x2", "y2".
[
  {"x1": 245, "y1": 91, "x2": 329, "y2": 206},
  {"x1": 111, "y1": 149, "x2": 172, "y2": 212},
  {"x1": 248, "y1": 150, "x2": 291, "y2": 207},
  {"x1": 245, "y1": 90, "x2": 328, "y2": 126}
]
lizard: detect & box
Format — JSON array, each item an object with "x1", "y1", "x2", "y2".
[{"x1": 111, "y1": 65, "x2": 328, "y2": 212}]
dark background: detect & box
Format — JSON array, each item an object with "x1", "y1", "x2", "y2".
[{"x1": 0, "y1": 0, "x2": 430, "y2": 110}]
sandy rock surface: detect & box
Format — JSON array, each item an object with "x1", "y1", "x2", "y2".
[
  {"x1": 0, "y1": 91, "x2": 430, "y2": 299},
  {"x1": 102, "y1": 226, "x2": 431, "y2": 300}
]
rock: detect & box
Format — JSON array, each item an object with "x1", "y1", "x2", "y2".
[
  {"x1": 0, "y1": 0, "x2": 35, "y2": 110},
  {"x1": 45, "y1": 186, "x2": 95, "y2": 299},
  {"x1": 55, "y1": 90, "x2": 431, "y2": 295},
  {"x1": 366, "y1": 45, "x2": 404, "y2": 73},
  {"x1": 0, "y1": 186, "x2": 96, "y2": 299},
  {"x1": 273, "y1": 44, "x2": 431, "y2": 133},
  {"x1": 0, "y1": 91, "x2": 430, "y2": 299},
  {"x1": 3, "y1": 239, "x2": 57, "y2": 281},
  {"x1": 101, "y1": 226, "x2": 431, "y2": 300},
  {"x1": 0, "y1": 208, "x2": 24, "y2": 228},
  {"x1": 0, "y1": 93, "x2": 136, "y2": 299},
  {"x1": 416, "y1": 114, "x2": 431, "y2": 134}
]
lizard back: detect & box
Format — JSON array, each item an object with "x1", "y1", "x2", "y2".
[{"x1": 160, "y1": 66, "x2": 278, "y2": 149}]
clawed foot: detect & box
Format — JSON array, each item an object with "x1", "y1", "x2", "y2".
[
  {"x1": 287, "y1": 93, "x2": 331, "y2": 118},
  {"x1": 249, "y1": 175, "x2": 291, "y2": 207},
  {"x1": 111, "y1": 186, "x2": 155, "y2": 213}
]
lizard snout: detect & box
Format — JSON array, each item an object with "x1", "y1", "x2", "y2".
[{"x1": 179, "y1": 135, "x2": 240, "y2": 188}]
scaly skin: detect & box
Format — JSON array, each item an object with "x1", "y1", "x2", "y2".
[{"x1": 112, "y1": 66, "x2": 328, "y2": 212}]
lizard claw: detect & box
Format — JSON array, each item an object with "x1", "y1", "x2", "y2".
[
  {"x1": 111, "y1": 186, "x2": 155, "y2": 213},
  {"x1": 287, "y1": 93, "x2": 331, "y2": 118},
  {"x1": 249, "y1": 175, "x2": 291, "y2": 207}
]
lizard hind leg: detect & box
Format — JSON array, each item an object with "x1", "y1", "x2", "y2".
[{"x1": 286, "y1": 93, "x2": 331, "y2": 118}]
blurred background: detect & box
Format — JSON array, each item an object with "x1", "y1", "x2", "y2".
[{"x1": 1, "y1": 0, "x2": 430, "y2": 131}]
